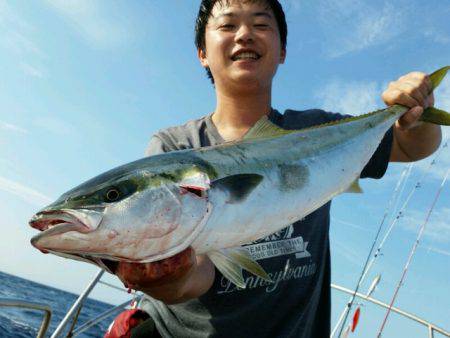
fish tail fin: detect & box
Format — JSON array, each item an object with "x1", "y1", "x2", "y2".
[
  {"x1": 420, "y1": 107, "x2": 450, "y2": 125},
  {"x1": 421, "y1": 66, "x2": 450, "y2": 125}
]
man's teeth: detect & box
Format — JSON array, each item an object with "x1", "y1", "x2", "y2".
[{"x1": 234, "y1": 52, "x2": 260, "y2": 60}]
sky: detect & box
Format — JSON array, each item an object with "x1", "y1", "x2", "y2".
[{"x1": 0, "y1": 0, "x2": 449, "y2": 337}]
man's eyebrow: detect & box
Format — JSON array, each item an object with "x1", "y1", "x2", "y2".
[
  {"x1": 253, "y1": 12, "x2": 272, "y2": 19},
  {"x1": 215, "y1": 11, "x2": 273, "y2": 19}
]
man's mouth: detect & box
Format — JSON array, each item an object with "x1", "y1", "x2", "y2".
[{"x1": 231, "y1": 51, "x2": 261, "y2": 61}]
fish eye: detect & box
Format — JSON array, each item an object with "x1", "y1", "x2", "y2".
[{"x1": 105, "y1": 187, "x2": 121, "y2": 202}]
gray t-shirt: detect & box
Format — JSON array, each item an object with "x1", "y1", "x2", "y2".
[{"x1": 140, "y1": 109, "x2": 393, "y2": 338}]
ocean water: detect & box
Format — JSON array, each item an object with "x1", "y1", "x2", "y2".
[{"x1": 0, "y1": 271, "x2": 122, "y2": 338}]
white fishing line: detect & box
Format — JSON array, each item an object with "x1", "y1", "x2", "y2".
[
  {"x1": 334, "y1": 140, "x2": 448, "y2": 338},
  {"x1": 377, "y1": 168, "x2": 449, "y2": 337}
]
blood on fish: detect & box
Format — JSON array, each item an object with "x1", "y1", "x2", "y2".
[
  {"x1": 116, "y1": 247, "x2": 194, "y2": 288},
  {"x1": 39, "y1": 249, "x2": 49, "y2": 254},
  {"x1": 108, "y1": 230, "x2": 118, "y2": 239}
]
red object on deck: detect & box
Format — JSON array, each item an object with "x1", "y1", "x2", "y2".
[
  {"x1": 104, "y1": 309, "x2": 149, "y2": 338},
  {"x1": 351, "y1": 307, "x2": 361, "y2": 332}
]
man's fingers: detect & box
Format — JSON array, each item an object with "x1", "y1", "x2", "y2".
[
  {"x1": 383, "y1": 88, "x2": 421, "y2": 108},
  {"x1": 408, "y1": 72, "x2": 433, "y2": 93},
  {"x1": 383, "y1": 72, "x2": 433, "y2": 109},
  {"x1": 397, "y1": 106, "x2": 423, "y2": 130},
  {"x1": 425, "y1": 92, "x2": 435, "y2": 109},
  {"x1": 395, "y1": 81, "x2": 427, "y2": 107}
]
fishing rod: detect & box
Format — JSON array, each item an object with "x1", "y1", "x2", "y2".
[
  {"x1": 377, "y1": 168, "x2": 449, "y2": 337},
  {"x1": 334, "y1": 141, "x2": 448, "y2": 337},
  {"x1": 332, "y1": 163, "x2": 411, "y2": 337}
]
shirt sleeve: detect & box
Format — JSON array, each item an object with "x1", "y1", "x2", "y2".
[
  {"x1": 360, "y1": 127, "x2": 393, "y2": 179},
  {"x1": 145, "y1": 135, "x2": 170, "y2": 156}
]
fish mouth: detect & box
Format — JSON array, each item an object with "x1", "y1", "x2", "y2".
[
  {"x1": 29, "y1": 210, "x2": 92, "y2": 234},
  {"x1": 43, "y1": 249, "x2": 120, "y2": 274},
  {"x1": 29, "y1": 208, "x2": 104, "y2": 253},
  {"x1": 29, "y1": 208, "x2": 120, "y2": 273}
]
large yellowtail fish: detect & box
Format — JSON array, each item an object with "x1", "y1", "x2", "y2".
[{"x1": 29, "y1": 67, "x2": 450, "y2": 288}]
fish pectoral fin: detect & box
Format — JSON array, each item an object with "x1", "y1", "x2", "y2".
[
  {"x1": 226, "y1": 247, "x2": 272, "y2": 282},
  {"x1": 212, "y1": 174, "x2": 263, "y2": 203},
  {"x1": 207, "y1": 248, "x2": 272, "y2": 289},
  {"x1": 344, "y1": 179, "x2": 363, "y2": 194},
  {"x1": 207, "y1": 250, "x2": 245, "y2": 289}
]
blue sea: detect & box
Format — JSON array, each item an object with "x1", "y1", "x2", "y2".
[{"x1": 0, "y1": 271, "x2": 122, "y2": 338}]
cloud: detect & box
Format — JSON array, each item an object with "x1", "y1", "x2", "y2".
[
  {"x1": 318, "y1": 1, "x2": 406, "y2": 58},
  {"x1": 420, "y1": 246, "x2": 450, "y2": 257},
  {"x1": 315, "y1": 79, "x2": 380, "y2": 115},
  {"x1": 0, "y1": 1, "x2": 46, "y2": 76},
  {"x1": 0, "y1": 176, "x2": 52, "y2": 206},
  {"x1": 0, "y1": 120, "x2": 28, "y2": 134},
  {"x1": 43, "y1": 0, "x2": 132, "y2": 49},
  {"x1": 333, "y1": 240, "x2": 362, "y2": 267},
  {"x1": 400, "y1": 207, "x2": 450, "y2": 245},
  {"x1": 20, "y1": 62, "x2": 44, "y2": 78},
  {"x1": 423, "y1": 28, "x2": 450, "y2": 45},
  {"x1": 332, "y1": 217, "x2": 371, "y2": 233},
  {"x1": 33, "y1": 116, "x2": 76, "y2": 136},
  {"x1": 283, "y1": 0, "x2": 302, "y2": 12}
]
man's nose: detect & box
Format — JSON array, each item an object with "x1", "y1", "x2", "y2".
[{"x1": 234, "y1": 24, "x2": 254, "y2": 44}]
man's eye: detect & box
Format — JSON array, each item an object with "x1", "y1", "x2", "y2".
[
  {"x1": 220, "y1": 24, "x2": 235, "y2": 30},
  {"x1": 255, "y1": 24, "x2": 269, "y2": 28}
]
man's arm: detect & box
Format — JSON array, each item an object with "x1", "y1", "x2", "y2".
[{"x1": 382, "y1": 71, "x2": 442, "y2": 162}]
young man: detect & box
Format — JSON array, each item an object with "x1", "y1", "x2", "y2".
[{"x1": 116, "y1": 1, "x2": 441, "y2": 337}]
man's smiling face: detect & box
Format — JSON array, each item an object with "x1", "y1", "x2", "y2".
[{"x1": 198, "y1": 0, "x2": 286, "y2": 91}]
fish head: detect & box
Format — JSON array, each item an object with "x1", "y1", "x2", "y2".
[{"x1": 29, "y1": 160, "x2": 213, "y2": 272}]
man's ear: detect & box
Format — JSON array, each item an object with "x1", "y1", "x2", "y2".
[
  {"x1": 198, "y1": 48, "x2": 209, "y2": 67},
  {"x1": 280, "y1": 48, "x2": 286, "y2": 64}
]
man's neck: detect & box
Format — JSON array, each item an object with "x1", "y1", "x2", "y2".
[{"x1": 212, "y1": 87, "x2": 272, "y2": 141}]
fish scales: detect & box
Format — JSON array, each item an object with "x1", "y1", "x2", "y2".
[{"x1": 28, "y1": 67, "x2": 450, "y2": 286}]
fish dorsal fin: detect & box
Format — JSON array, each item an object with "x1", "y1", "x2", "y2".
[
  {"x1": 240, "y1": 66, "x2": 450, "y2": 140},
  {"x1": 207, "y1": 247, "x2": 272, "y2": 289},
  {"x1": 243, "y1": 116, "x2": 295, "y2": 140}
]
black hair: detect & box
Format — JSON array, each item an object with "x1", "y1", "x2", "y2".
[{"x1": 195, "y1": 0, "x2": 287, "y2": 84}]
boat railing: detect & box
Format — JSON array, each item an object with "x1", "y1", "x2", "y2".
[
  {"x1": 331, "y1": 283, "x2": 450, "y2": 338},
  {"x1": 0, "y1": 298, "x2": 52, "y2": 338},
  {"x1": 2, "y1": 270, "x2": 448, "y2": 337},
  {"x1": 0, "y1": 268, "x2": 134, "y2": 338},
  {"x1": 50, "y1": 268, "x2": 139, "y2": 338}
]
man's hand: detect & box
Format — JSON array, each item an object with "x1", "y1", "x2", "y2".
[
  {"x1": 115, "y1": 247, "x2": 215, "y2": 304},
  {"x1": 382, "y1": 71, "x2": 434, "y2": 130},
  {"x1": 382, "y1": 71, "x2": 441, "y2": 162}
]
